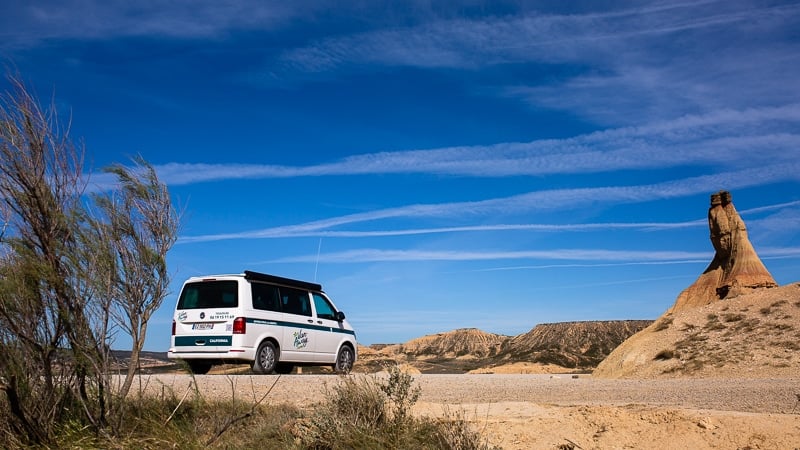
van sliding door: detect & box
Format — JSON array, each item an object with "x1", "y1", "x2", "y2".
[{"x1": 278, "y1": 287, "x2": 315, "y2": 361}]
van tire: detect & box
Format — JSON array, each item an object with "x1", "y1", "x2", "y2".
[
  {"x1": 253, "y1": 341, "x2": 278, "y2": 374},
  {"x1": 187, "y1": 361, "x2": 212, "y2": 375},
  {"x1": 334, "y1": 345, "x2": 354, "y2": 374}
]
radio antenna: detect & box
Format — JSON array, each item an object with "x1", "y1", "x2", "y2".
[{"x1": 313, "y1": 238, "x2": 322, "y2": 282}]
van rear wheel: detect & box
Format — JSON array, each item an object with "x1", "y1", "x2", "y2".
[
  {"x1": 334, "y1": 345, "x2": 354, "y2": 374},
  {"x1": 253, "y1": 341, "x2": 278, "y2": 374}
]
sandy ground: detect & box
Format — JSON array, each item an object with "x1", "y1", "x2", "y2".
[{"x1": 140, "y1": 373, "x2": 800, "y2": 449}]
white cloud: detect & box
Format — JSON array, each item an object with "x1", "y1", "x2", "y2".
[
  {"x1": 1, "y1": 1, "x2": 300, "y2": 48},
  {"x1": 177, "y1": 221, "x2": 672, "y2": 243},
  {"x1": 176, "y1": 165, "x2": 800, "y2": 245},
  {"x1": 267, "y1": 245, "x2": 800, "y2": 264},
  {"x1": 274, "y1": 1, "x2": 800, "y2": 125},
  {"x1": 8, "y1": 0, "x2": 799, "y2": 129},
  {"x1": 178, "y1": 199, "x2": 798, "y2": 242},
  {"x1": 280, "y1": 1, "x2": 786, "y2": 71},
  {"x1": 272, "y1": 248, "x2": 713, "y2": 263},
  {"x1": 138, "y1": 104, "x2": 800, "y2": 188}
]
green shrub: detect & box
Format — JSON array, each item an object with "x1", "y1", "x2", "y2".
[{"x1": 297, "y1": 365, "x2": 498, "y2": 449}]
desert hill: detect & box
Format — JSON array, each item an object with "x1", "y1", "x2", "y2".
[
  {"x1": 380, "y1": 327, "x2": 507, "y2": 359},
  {"x1": 495, "y1": 320, "x2": 652, "y2": 369},
  {"x1": 355, "y1": 321, "x2": 652, "y2": 374},
  {"x1": 594, "y1": 282, "x2": 800, "y2": 378},
  {"x1": 355, "y1": 328, "x2": 509, "y2": 373}
]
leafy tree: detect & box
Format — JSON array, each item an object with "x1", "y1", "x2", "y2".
[
  {"x1": 0, "y1": 74, "x2": 99, "y2": 443},
  {"x1": 89, "y1": 157, "x2": 180, "y2": 403},
  {"x1": 0, "y1": 74, "x2": 180, "y2": 444}
]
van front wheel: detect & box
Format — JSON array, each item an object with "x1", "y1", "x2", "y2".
[
  {"x1": 253, "y1": 341, "x2": 278, "y2": 374},
  {"x1": 334, "y1": 346, "x2": 354, "y2": 374}
]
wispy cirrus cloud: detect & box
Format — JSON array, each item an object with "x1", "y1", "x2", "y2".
[
  {"x1": 177, "y1": 199, "x2": 800, "y2": 243},
  {"x1": 281, "y1": 1, "x2": 791, "y2": 71},
  {"x1": 270, "y1": 248, "x2": 714, "y2": 264},
  {"x1": 6, "y1": 1, "x2": 799, "y2": 130},
  {"x1": 266, "y1": 246, "x2": 800, "y2": 264},
  {"x1": 276, "y1": 1, "x2": 800, "y2": 125},
  {"x1": 177, "y1": 168, "x2": 800, "y2": 244},
  {"x1": 0, "y1": 1, "x2": 302, "y2": 49},
  {"x1": 497, "y1": 3, "x2": 800, "y2": 124},
  {"x1": 105, "y1": 104, "x2": 800, "y2": 191},
  {"x1": 179, "y1": 221, "x2": 705, "y2": 244}
]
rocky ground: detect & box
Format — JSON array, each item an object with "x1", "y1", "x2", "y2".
[{"x1": 140, "y1": 373, "x2": 800, "y2": 449}]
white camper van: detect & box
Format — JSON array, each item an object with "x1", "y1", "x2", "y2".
[{"x1": 168, "y1": 271, "x2": 357, "y2": 375}]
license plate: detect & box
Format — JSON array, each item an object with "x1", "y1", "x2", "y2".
[{"x1": 192, "y1": 323, "x2": 213, "y2": 330}]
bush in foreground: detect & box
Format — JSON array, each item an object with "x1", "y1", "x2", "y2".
[
  {"x1": 296, "y1": 365, "x2": 498, "y2": 450},
  {"x1": 0, "y1": 367, "x2": 497, "y2": 449}
]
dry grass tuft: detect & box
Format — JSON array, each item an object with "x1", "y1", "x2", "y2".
[
  {"x1": 653, "y1": 317, "x2": 673, "y2": 332},
  {"x1": 722, "y1": 313, "x2": 744, "y2": 322}
]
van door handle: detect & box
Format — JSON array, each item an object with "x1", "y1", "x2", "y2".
[{"x1": 307, "y1": 319, "x2": 314, "y2": 323}]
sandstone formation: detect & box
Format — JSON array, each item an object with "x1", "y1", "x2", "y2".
[
  {"x1": 593, "y1": 283, "x2": 800, "y2": 378},
  {"x1": 671, "y1": 190, "x2": 777, "y2": 311},
  {"x1": 595, "y1": 192, "x2": 794, "y2": 379}
]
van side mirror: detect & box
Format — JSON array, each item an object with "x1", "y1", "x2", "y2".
[{"x1": 335, "y1": 311, "x2": 346, "y2": 322}]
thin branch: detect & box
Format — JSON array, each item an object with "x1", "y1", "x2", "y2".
[
  {"x1": 164, "y1": 382, "x2": 194, "y2": 426},
  {"x1": 205, "y1": 375, "x2": 283, "y2": 446}
]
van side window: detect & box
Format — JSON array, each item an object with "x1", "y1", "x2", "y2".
[
  {"x1": 280, "y1": 287, "x2": 311, "y2": 317},
  {"x1": 312, "y1": 293, "x2": 337, "y2": 320},
  {"x1": 251, "y1": 283, "x2": 280, "y2": 311}
]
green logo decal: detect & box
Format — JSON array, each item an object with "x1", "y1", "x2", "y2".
[{"x1": 293, "y1": 330, "x2": 309, "y2": 349}]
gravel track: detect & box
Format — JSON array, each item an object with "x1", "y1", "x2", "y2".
[{"x1": 140, "y1": 374, "x2": 799, "y2": 414}]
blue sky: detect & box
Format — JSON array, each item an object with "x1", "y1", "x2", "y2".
[{"x1": 2, "y1": 1, "x2": 799, "y2": 350}]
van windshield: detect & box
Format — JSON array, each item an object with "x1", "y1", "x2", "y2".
[{"x1": 177, "y1": 281, "x2": 238, "y2": 309}]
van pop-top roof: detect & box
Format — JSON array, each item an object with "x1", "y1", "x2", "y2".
[{"x1": 243, "y1": 270, "x2": 323, "y2": 292}]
